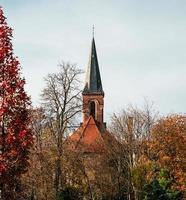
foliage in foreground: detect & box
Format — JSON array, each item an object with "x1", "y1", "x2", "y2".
[
  {"x1": 22, "y1": 102, "x2": 186, "y2": 200},
  {"x1": 0, "y1": 7, "x2": 33, "y2": 200}
]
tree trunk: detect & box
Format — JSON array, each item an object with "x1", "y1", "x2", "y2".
[{"x1": 55, "y1": 156, "x2": 62, "y2": 198}]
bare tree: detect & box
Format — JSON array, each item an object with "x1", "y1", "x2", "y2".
[
  {"x1": 41, "y1": 62, "x2": 83, "y2": 198},
  {"x1": 20, "y1": 108, "x2": 54, "y2": 200},
  {"x1": 109, "y1": 102, "x2": 158, "y2": 200}
]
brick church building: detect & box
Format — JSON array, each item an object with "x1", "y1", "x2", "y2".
[{"x1": 68, "y1": 36, "x2": 114, "y2": 154}]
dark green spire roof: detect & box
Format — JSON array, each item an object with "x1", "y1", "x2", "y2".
[{"x1": 83, "y1": 38, "x2": 104, "y2": 95}]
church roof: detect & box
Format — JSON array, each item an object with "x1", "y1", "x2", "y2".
[
  {"x1": 66, "y1": 116, "x2": 120, "y2": 155},
  {"x1": 83, "y1": 38, "x2": 104, "y2": 95},
  {"x1": 68, "y1": 116, "x2": 105, "y2": 153}
]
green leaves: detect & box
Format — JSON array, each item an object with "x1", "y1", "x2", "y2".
[{"x1": 142, "y1": 169, "x2": 181, "y2": 200}]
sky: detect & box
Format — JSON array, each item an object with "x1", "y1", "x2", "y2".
[{"x1": 1, "y1": 0, "x2": 186, "y2": 121}]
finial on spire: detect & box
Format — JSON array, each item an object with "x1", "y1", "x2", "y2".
[{"x1": 92, "y1": 25, "x2": 95, "y2": 38}]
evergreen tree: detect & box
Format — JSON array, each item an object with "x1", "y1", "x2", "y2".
[
  {"x1": 0, "y1": 7, "x2": 33, "y2": 200},
  {"x1": 142, "y1": 169, "x2": 181, "y2": 200}
]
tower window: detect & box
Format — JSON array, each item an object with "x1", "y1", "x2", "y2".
[{"x1": 89, "y1": 101, "x2": 96, "y2": 119}]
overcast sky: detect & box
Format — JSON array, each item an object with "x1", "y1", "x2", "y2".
[{"x1": 1, "y1": 0, "x2": 186, "y2": 121}]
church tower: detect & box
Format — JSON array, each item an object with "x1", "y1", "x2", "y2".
[
  {"x1": 68, "y1": 36, "x2": 111, "y2": 153},
  {"x1": 82, "y1": 37, "x2": 106, "y2": 131}
]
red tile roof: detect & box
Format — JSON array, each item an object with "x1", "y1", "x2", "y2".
[{"x1": 67, "y1": 116, "x2": 113, "y2": 153}]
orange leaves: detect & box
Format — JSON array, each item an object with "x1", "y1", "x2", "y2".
[{"x1": 150, "y1": 114, "x2": 186, "y2": 193}]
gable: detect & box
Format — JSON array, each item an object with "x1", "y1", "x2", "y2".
[{"x1": 68, "y1": 116, "x2": 106, "y2": 153}]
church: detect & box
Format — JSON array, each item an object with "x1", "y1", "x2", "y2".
[
  {"x1": 68, "y1": 36, "x2": 114, "y2": 154},
  {"x1": 65, "y1": 36, "x2": 120, "y2": 198}
]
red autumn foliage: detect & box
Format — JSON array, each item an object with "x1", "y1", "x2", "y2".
[{"x1": 0, "y1": 7, "x2": 33, "y2": 199}]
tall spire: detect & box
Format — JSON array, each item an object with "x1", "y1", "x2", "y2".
[{"x1": 83, "y1": 37, "x2": 104, "y2": 95}]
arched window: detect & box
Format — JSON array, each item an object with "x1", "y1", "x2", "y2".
[{"x1": 89, "y1": 101, "x2": 96, "y2": 119}]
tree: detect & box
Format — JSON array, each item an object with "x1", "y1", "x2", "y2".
[
  {"x1": 22, "y1": 108, "x2": 56, "y2": 200},
  {"x1": 0, "y1": 7, "x2": 33, "y2": 200},
  {"x1": 142, "y1": 169, "x2": 181, "y2": 200},
  {"x1": 109, "y1": 103, "x2": 157, "y2": 200},
  {"x1": 41, "y1": 62, "x2": 82, "y2": 198},
  {"x1": 149, "y1": 114, "x2": 186, "y2": 198},
  {"x1": 23, "y1": 108, "x2": 89, "y2": 200}
]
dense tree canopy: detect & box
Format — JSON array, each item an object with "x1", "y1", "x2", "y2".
[
  {"x1": 0, "y1": 7, "x2": 33, "y2": 200},
  {"x1": 150, "y1": 115, "x2": 186, "y2": 195}
]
